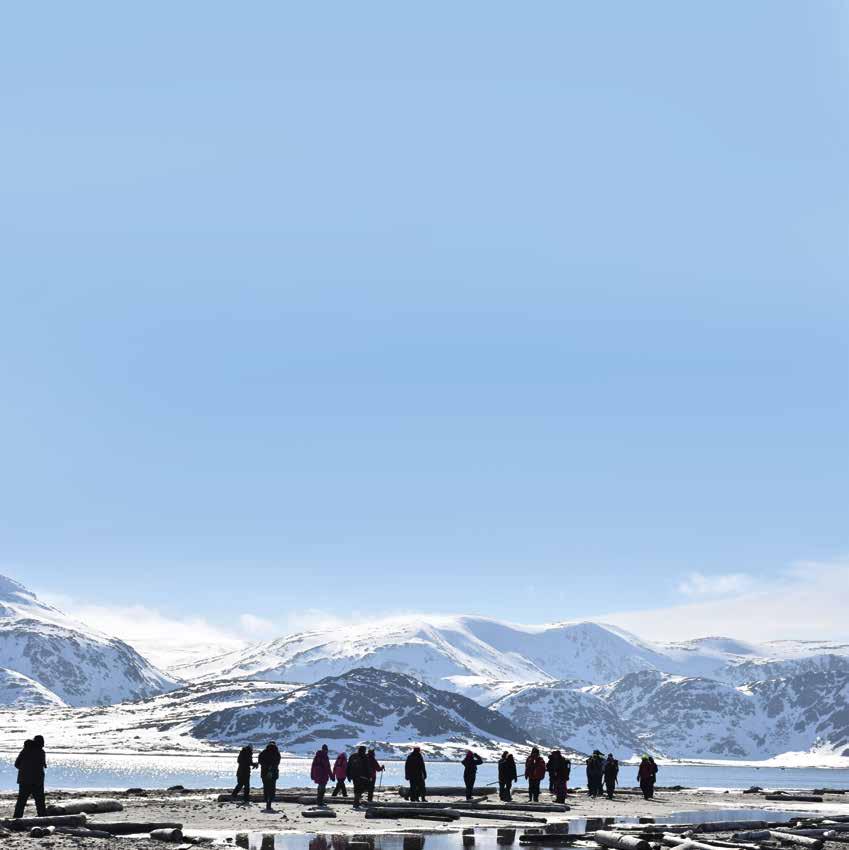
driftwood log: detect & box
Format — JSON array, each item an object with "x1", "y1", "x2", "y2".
[
  {"x1": 398, "y1": 786, "x2": 497, "y2": 798},
  {"x1": 693, "y1": 823, "x2": 768, "y2": 835},
  {"x1": 594, "y1": 831, "x2": 653, "y2": 850},
  {"x1": 4, "y1": 815, "x2": 87, "y2": 830},
  {"x1": 665, "y1": 838, "x2": 747, "y2": 850},
  {"x1": 150, "y1": 828, "x2": 185, "y2": 842},
  {"x1": 731, "y1": 833, "x2": 772, "y2": 843},
  {"x1": 46, "y1": 800, "x2": 124, "y2": 815},
  {"x1": 765, "y1": 795, "x2": 823, "y2": 803},
  {"x1": 365, "y1": 809, "x2": 456, "y2": 822},
  {"x1": 768, "y1": 832, "x2": 823, "y2": 849},
  {"x1": 86, "y1": 822, "x2": 183, "y2": 835},
  {"x1": 368, "y1": 801, "x2": 564, "y2": 815},
  {"x1": 54, "y1": 827, "x2": 116, "y2": 839}
]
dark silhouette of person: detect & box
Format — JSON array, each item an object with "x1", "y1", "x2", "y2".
[
  {"x1": 405, "y1": 747, "x2": 427, "y2": 802},
  {"x1": 14, "y1": 736, "x2": 47, "y2": 818},
  {"x1": 547, "y1": 750, "x2": 568, "y2": 804},
  {"x1": 586, "y1": 750, "x2": 605, "y2": 797},
  {"x1": 347, "y1": 745, "x2": 370, "y2": 809},
  {"x1": 311, "y1": 744, "x2": 332, "y2": 806},
  {"x1": 524, "y1": 747, "x2": 545, "y2": 802},
  {"x1": 637, "y1": 755, "x2": 654, "y2": 799},
  {"x1": 498, "y1": 751, "x2": 518, "y2": 801},
  {"x1": 331, "y1": 752, "x2": 348, "y2": 798},
  {"x1": 603, "y1": 754, "x2": 619, "y2": 799},
  {"x1": 461, "y1": 750, "x2": 483, "y2": 800},
  {"x1": 366, "y1": 749, "x2": 384, "y2": 802},
  {"x1": 257, "y1": 741, "x2": 281, "y2": 811},
  {"x1": 232, "y1": 745, "x2": 257, "y2": 803}
]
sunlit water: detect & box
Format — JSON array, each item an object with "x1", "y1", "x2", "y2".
[
  {"x1": 235, "y1": 812, "x2": 807, "y2": 850},
  {"x1": 0, "y1": 753, "x2": 848, "y2": 792}
]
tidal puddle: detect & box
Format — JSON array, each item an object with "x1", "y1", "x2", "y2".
[{"x1": 235, "y1": 811, "x2": 806, "y2": 850}]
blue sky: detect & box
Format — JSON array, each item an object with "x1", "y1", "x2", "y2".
[{"x1": 1, "y1": 2, "x2": 847, "y2": 648}]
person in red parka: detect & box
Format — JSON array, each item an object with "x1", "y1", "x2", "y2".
[
  {"x1": 311, "y1": 744, "x2": 332, "y2": 805},
  {"x1": 637, "y1": 755, "x2": 654, "y2": 799},
  {"x1": 524, "y1": 747, "x2": 546, "y2": 802},
  {"x1": 331, "y1": 751, "x2": 348, "y2": 797}
]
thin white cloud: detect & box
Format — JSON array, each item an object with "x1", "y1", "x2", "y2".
[
  {"x1": 238, "y1": 613, "x2": 276, "y2": 639},
  {"x1": 34, "y1": 558, "x2": 849, "y2": 671},
  {"x1": 39, "y1": 593, "x2": 250, "y2": 671},
  {"x1": 677, "y1": 571, "x2": 755, "y2": 597},
  {"x1": 599, "y1": 559, "x2": 849, "y2": 643}
]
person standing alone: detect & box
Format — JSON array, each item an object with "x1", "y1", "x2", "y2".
[
  {"x1": 14, "y1": 736, "x2": 47, "y2": 818},
  {"x1": 461, "y1": 750, "x2": 483, "y2": 800},
  {"x1": 405, "y1": 747, "x2": 427, "y2": 802}
]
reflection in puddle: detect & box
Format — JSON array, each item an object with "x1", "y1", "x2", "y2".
[{"x1": 237, "y1": 810, "x2": 805, "y2": 850}]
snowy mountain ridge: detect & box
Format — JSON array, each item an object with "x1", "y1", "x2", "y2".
[
  {"x1": 0, "y1": 574, "x2": 847, "y2": 763},
  {"x1": 171, "y1": 612, "x2": 849, "y2": 701},
  {"x1": 0, "y1": 575, "x2": 178, "y2": 706}
]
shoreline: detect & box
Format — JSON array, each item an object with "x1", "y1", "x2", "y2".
[
  {"x1": 0, "y1": 751, "x2": 847, "y2": 770},
  {"x1": 0, "y1": 786, "x2": 847, "y2": 835}
]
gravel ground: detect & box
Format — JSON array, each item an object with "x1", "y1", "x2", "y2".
[{"x1": 0, "y1": 787, "x2": 845, "y2": 845}]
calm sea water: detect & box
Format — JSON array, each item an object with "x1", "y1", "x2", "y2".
[{"x1": 0, "y1": 752, "x2": 847, "y2": 792}]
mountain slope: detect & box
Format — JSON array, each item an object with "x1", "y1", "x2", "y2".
[
  {"x1": 191, "y1": 667, "x2": 533, "y2": 758},
  {"x1": 0, "y1": 667, "x2": 65, "y2": 708},
  {"x1": 593, "y1": 658, "x2": 849, "y2": 759},
  {"x1": 0, "y1": 575, "x2": 178, "y2": 707},
  {"x1": 0, "y1": 678, "x2": 296, "y2": 753},
  {"x1": 491, "y1": 680, "x2": 643, "y2": 756}
]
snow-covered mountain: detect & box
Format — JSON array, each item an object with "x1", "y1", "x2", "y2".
[
  {"x1": 0, "y1": 575, "x2": 178, "y2": 707},
  {"x1": 170, "y1": 616, "x2": 692, "y2": 698},
  {"x1": 173, "y1": 614, "x2": 849, "y2": 701},
  {"x1": 0, "y1": 667, "x2": 65, "y2": 708},
  {"x1": 590, "y1": 656, "x2": 849, "y2": 759},
  {"x1": 1, "y1": 577, "x2": 847, "y2": 763},
  {"x1": 491, "y1": 680, "x2": 643, "y2": 756},
  {"x1": 0, "y1": 678, "x2": 296, "y2": 753},
  {"x1": 191, "y1": 667, "x2": 534, "y2": 759}
]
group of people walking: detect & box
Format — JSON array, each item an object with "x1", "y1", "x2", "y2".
[
  {"x1": 8, "y1": 731, "x2": 659, "y2": 820},
  {"x1": 227, "y1": 741, "x2": 656, "y2": 812},
  {"x1": 312, "y1": 744, "x2": 385, "y2": 808}
]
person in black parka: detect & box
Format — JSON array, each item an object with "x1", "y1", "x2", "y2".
[
  {"x1": 603, "y1": 753, "x2": 619, "y2": 799},
  {"x1": 257, "y1": 742, "x2": 281, "y2": 811},
  {"x1": 405, "y1": 747, "x2": 427, "y2": 802},
  {"x1": 14, "y1": 736, "x2": 47, "y2": 818},
  {"x1": 232, "y1": 745, "x2": 257, "y2": 803},
  {"x1": 347, "y1": 745, "x2": 370, "y2": 809},
  {"x1": 461, "y1": 750, "x2": 483, "y2": 800},
  {"x1": 497, "y1": 751, "x2": 518, "y2": 801}
]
